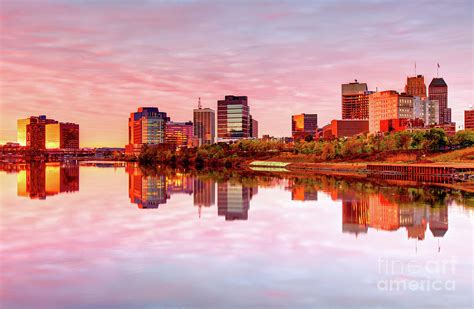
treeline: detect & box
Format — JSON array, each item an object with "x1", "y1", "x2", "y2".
[{"x1": 136, "y1": 129, "x2": 474, "y2": 166}]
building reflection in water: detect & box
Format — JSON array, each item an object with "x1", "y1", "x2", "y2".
[
  {"x1": 127, "y1": 165, "x2": 169, "y2": 209},
  {"x1": 193, "y1": 177, "x2": 216, "y2": 217},
  {"x1": 342, "y1": 194, "x2": 449, "y2": 241},
  {"x1": 17, "y1": 162, "x2": 79, "y2": 199},
  {"x1": 217, "y1": 182, "x2": 257, "y2": 221}
]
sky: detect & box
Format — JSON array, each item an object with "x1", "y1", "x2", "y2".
[{"x1": 0, "y1": 0, "x2": 473, "y2": 147}]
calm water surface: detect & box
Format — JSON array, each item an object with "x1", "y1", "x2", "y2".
[{"x1": 0, "y1": 162, "x2": 473, "y2": 308}]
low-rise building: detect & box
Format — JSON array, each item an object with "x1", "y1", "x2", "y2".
[{"x1": 321, "y1": 120, "x2": 369, "y2": 139}]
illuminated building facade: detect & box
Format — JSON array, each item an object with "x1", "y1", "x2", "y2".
[
  {"x1": 429, "y1": 78, "x2": 449, "y2": 124},
  {"x1": 18, "y1": 115, "x2": 55, "y2": 149},
  {"x1": 45, "y1": 123, "x2": 79, "y2": 149},
  {"x1": 165, "y1": 121, "x2": 194, "y2": 147},
  {"x1": 193, "y1": 106, "x2": 215, "y2": 145},
  {"x1": 126, "y1": 107, "x2": 169, "y2": 155},
  {"x1": 342, "y1": 80, "x2": 370, "y2": 120},
  {"x1": 465, "y1": 109, "x2": 474, "y2": 130},
  {"x1": 321, "y1": 119, "x2": 369, "y2": 139},
  {"x1": 217, "y1": 95, "x2": 250, "y2": 140},
  {"x1": 291, "y1": 113, "x2": 318, "y2": 140},
  {"x1": 405, "y1": 75, "x2": 427, "y2": 97},
  {"x1": 379, "y1": 118, "x2": 424, "y2": 133},
  {"x1": 413, "y1": 97, "x2": 440, "y2": 126},
  {"x1": 368, "y1": 91, "x2": 414, "y2": 133}
]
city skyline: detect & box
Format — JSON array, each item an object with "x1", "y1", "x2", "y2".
[{"x1": 1, "y1": 0, "x2": 473, "y2": 147}]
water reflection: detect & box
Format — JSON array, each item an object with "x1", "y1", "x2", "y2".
[
  {"x1": 15, "y1": 162, "x2": 79, "y2": 199},
  {"x1": 2, "y1": 162, "x2": 471, "y2": 240}
]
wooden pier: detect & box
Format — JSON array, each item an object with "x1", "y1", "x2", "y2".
[{"x1": 367, "y1": 164, "x2": 474, "y2": 183}]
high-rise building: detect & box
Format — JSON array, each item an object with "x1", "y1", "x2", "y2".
[
  {"x1": 405, "y1": 75, "x2": 427, "y2": 97},
  {"x1": 165, "y1": 121, "x2": 194, "y2": 147},
  {"x1": 18, "y1": 115, "x2": 78, "y2": 150},
  {"x1": 368, "y1": 91, "x2": 414, "y2": 133},
  {"x1": 217, "y1": 95, "x2": 250, "y2": 140},
  {"x1": 429, "y1": 78, "x2": 448, "y2": 124},
  {"x1": 291, "y1": 113, "x2": 318, "y2": 140},
  {"x1": 193, "y1": 101, "x2": 215, "y2": 145},
  {"x1": 249, "y1": 115, "x2": 258, "y2": 138},
  {"x1": 126, "y1": 107, "x2": 169, "y2": 155},
  {"x1": 413, "y1": 97, "x2": 439, "y2": 126},
  {"x1": 45, "y1": 123, "x2": 79, "y2": 149},
  {"x1": 342, "y1": 80, "x2": 370, "y2": 120},
  {"x1": 465, "y1": 109, "x2": 474, "y2": 130}
]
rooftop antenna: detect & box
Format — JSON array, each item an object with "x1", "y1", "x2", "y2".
[
  {"x1": 437, "y1": 63, "x2": 440, "y2": 78},
  {"x1": 198, "y1": 97, "x2": 202, "y2": 109}
]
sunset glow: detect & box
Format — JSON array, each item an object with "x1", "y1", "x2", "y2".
[{"x1": 1, "y1": 0, "x2": 472, "y2": 147}]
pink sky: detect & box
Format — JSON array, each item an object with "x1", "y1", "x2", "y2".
[{"x1": 1, "y1": 0, "x2": 473, "y2": 147}]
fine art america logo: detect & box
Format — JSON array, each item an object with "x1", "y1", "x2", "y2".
[{"x1": 377, "y1": 257, "x2": 456, "y2": 292}]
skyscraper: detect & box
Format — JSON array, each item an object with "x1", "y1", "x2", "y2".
[
  {"x1": 368, "y1": 91, "x2": 413, "y2": 133},
  {"x1": 217, "y1": 95, "x2": 250, "y2": 140},
  {"x1": 429, "y1": 78, "x2": 448, "y2": 124},
  {"x1": 405, "y1": 75, "x2": 427, "y2": 97},
  {"x1": 291, "y1": 113, "x2": 318, "y2": 140},
  {"x1": 193, "y1": 100, "x2": 215, "y2": 145},
  {"x1": 126, "y1": 107, "x2": 169, "y2": 155},
  {"x1": 342, "y1": 80, "x2": 370, "y2": 120},
  {"x1": 465, "y1": 109, "x2": 474, "y2": 130}
]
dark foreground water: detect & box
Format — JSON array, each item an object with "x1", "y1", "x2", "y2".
[{"x1": 0, "y1": 162, "x2": 473, "y2": 308}]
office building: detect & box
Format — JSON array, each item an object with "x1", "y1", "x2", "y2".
[
  {"x1": 405, "y1": 75, "x2": 427, "y2": 97},
  {"x1": 126, "y1": 107, "x2": 169, "y2": 155},
  {"x1": 342, "y1": 80, "x2": 370, "y2": 120},
  {"x1": 291, "y1": 113, "x2": 318, "y2": 140},
  {"x1": 379, "y1": 118, "x2": 424, "y2": 133},
  {"x1": 429, "y1": 78, "x2": 448, "y2": 124},
  {"x1": 193, "y1": 102, "x2": 215, "y2": 145},
  {"x1": 321, "y1": 120, "x2": 369, "y2": 139},
  {"x1": 413, "y1": 96, "x2": 440, "y2": 126},
  {"x1": 368, "y1": 91, "x2": 414, "y2": 133},
  {"x1": 217, "y1": 95, "x2": 250, "y2": 140},
  {"x1": 165, "y1": 121, "x2": 194, "y2": 147},
  {"x1": 17, "y1": 115, "x2": 78, "y2": 150},
  {"x1": 465, "y1": 109, "x2": 474, "y2": 130},
  {"x1": 250, "y1": 115, "x2": 258, "y2": 138},
  {"x1": 45, "y1": 123, "x2": 79, "y2": 149}
]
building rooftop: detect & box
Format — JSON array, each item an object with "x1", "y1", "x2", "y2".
[{"x1": 429, "y1": 78, "x2": 447, "y2": 87}]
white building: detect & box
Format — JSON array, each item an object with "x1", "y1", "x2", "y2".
[{"x1": 413, "y1": 96, "x2": 439, "y2": 126}]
